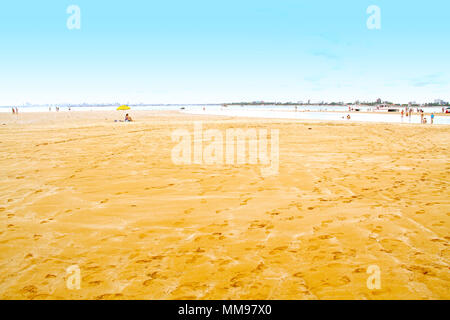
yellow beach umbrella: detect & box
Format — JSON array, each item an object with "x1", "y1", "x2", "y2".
[{"x1": 117, "y1": 105, "x2": 130, "y2": 110}]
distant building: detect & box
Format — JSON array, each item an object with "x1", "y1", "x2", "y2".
[{"x1": 434, "y1": 99, "x2": 446, "y2": 105}]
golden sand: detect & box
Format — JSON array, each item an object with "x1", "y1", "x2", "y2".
[{"x1": 0, "y1": 111, "x2": 449, "y2": 299}]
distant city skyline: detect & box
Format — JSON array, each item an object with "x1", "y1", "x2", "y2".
[
  {"x1": 6, "y1": 97, "x2": 448, "y2": 108},
  {"x1": 1, "y1": 1, "x2": 449, "y2": 105}
]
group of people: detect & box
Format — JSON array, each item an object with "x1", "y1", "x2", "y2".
[
  {"x1": 400, "y1": 108, "x2": 414, "y2": 118},
  {"x1": 11, "y1": 107, "x2": 18, "y2": 114},
  {"x1": 421, "y1": 112, "x2": 435, "y2": 124},
  {"x1": 418, "y1": 110, "x2": 435, "y2": 124},
  {"x1": 401, "y1": 107, "x2": 435, "y2": 124}
]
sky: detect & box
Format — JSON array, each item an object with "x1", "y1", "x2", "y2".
[{"x1": 0, "y1": 0, "x2": 449, "y2": 105}]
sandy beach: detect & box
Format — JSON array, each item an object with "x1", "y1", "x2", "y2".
[{"x1": 0, "y1": 110, "x2": 449, "y2": 299}]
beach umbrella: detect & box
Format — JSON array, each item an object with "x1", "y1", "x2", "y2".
[{"x1": 117, "y1": 105, "x2": 131, "y2": 121}]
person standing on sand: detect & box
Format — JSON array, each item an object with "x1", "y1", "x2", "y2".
[
  {"x1": 15, "y1": 107, "x2": 18, "y2": 114},
  {"x1": 12, "y1": 107, "x2": 15, "y2": 114},
  {"x1": 431, "y1": 113, "x2": 435, "y2": 124},
  {"x1": 401, "y1": 110, "x2": 404, "y2": 118},
  {"x1": 420, "y1": 110, "x2": 424, "y2": 123}
]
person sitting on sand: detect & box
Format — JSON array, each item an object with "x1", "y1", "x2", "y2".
[
  {"x1": 125, "y1": 114, "x2": 133, "y2": 122},
  {"x1": 346, "y1": 114, "x2": 351, "y2": 120}
]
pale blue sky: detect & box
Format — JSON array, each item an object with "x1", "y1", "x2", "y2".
[{"x1": 0, "y1": 1, "x2": 449, "y2": 105}]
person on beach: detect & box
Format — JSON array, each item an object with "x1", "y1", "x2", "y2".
[
  {"x1": 401, "y1": 110, "x2": 404, "y2": 118},
  {"x1": 431, "y1": 113, "x2": 435, "y2": 124},
  {"x1": 420, "y1": 111, "x2": 424, "y2": 123},
  {"x1": 15, "y1": 107, "x2": 18, "y2": 114},
  {"x1": 12, "y1": 108, "x2": 15, "y2": 114},
  {"x1": 125, "y1": 113, "x2": 133, "y2": 122},
  {"x1": 346, "y1": 114, "x2": 351, "y2": 120}
]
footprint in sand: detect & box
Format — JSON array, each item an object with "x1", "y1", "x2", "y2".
[
  {"x1": 20, "y1": 285, "x2": 38, "y2": 296},
  {"x1": 371, "y1": 225, "x2": 383, "y2": 233},
  {"x1": 269, "y1": 246, "x2": 288, "y2": 254},
  {"x1": 321, "y1": 220, "x2": 333, "y2": 227},
  {"x1": 253, "y1": 262, "x2": 266, "y2": 272},
  {"x1": 95, "y1": 293, "x2": 124, "y2": 300},
  {"x1": 352, "y1": 267, "x2": 365, "y2": 274},
  {"x1": 249, "y1": 220, "x2": 268, "y2": 229},
  {"x1": 401, "y1": 264, "x2": 436, "y2": 276},
  {"x1": 143, "y1": 279, "x2": 153, "y2": 286}
]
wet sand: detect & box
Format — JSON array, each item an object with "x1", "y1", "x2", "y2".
[{"x1": 0, "y1": 111, "x2": 449, "y2": 299}]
